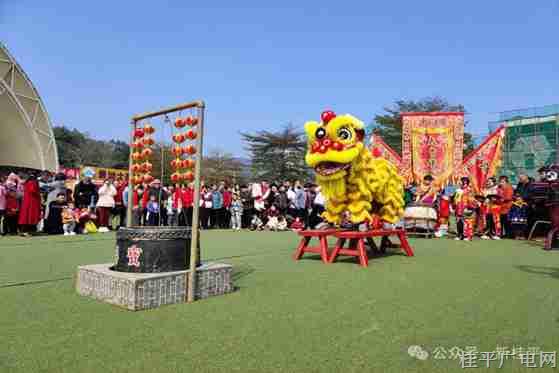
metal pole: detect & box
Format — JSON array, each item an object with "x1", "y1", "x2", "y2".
[
  {"x1": 126, "y1": 120, "x2": 136, "y2": 227},
  {"x1": 187, "y1": 103, "x2": 205, "y2": 303}
]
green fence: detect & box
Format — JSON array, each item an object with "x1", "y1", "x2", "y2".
[{"x1": 499, "y1": 119, "x2": 559, "y2": 184}]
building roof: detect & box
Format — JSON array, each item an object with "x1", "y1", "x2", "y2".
[{"x1": 0, "y1": 42, "x2": 58, "y2": 171}]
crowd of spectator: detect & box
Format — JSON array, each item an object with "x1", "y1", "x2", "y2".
[{"x1": 0, "y1": 171, "x2": 326, "y2": 236}]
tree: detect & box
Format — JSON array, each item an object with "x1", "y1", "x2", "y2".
[
  {"x1": 371, "y1": 97, "x2": 475, "y2": 156},
  {"x1": 201, "y1": 149, "x2": 245, "y2": 185},
  {"x1": 241, "y1": 123, "x2": 310, "y2": 183},
  {"x1": 53, "y1": 126, "x2": 130, "y2": 169},
  {"x1": 52, "y1": 126, "x2": 88, "y2": 167}
]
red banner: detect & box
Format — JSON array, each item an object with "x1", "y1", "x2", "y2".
[
  {"x1": 458, "y1": 126, "x2": 505, "y2": 193},
  {"x1": 370, "y1": 134, "x2": 402, "y2": 169},
  {"x1": 401, "y1": 112, "x2": 464, "y2": 186}
]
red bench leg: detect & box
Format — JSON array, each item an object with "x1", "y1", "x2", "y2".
[
  {"x1": 319, "y1": 236, "x2": 330, "y2": 264},
  {"x1": 329, "y1": 238, "x2": 345, "y2": 263},
  {"x1": 357, "y1": 239, "x2": 368, "y2": 267},
  {"x1": 293, "y1": 236, "x2": 311, "y2": 260},
  {"x1": 397, "y1": 232, "x2": 414, "y2": 257}
]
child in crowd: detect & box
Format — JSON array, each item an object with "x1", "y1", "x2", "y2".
[
  {"x1": 250, "y1": 214, "x2": 264, "y2": 231},
  {"x1": 146, "y1": 195, "x2": 160, "y2": 226},
  {"x1": 62, "y1": 202, "x2": 77, "y2": 236},
  {"x1": 508, "y1": 192, "x2": 528, "y2": 239},
  {"x1": 290, "y1": 217, "x2": 304, "y2": 231},
  {"x1": 277, "y1": 215, "x2": 288, "y2": 231},
  {"x1": 230, "y1": 193, "x2": 243, "y2": 231},
  {"x1": 265, "y1": 205, "x2": 280, "y2": 231}
]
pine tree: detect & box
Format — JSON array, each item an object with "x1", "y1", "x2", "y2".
[{"x1": 241, "y1": 123, "x2": 310, "y2": 183}]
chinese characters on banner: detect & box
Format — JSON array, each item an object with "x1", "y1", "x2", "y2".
[{"x1": 401, "y1": 112, "x2": 464, "y2": 186}]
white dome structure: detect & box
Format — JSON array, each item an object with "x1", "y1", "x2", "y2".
[{"x1": 0, "y1": 42, "x2": 58, "y2": 171}]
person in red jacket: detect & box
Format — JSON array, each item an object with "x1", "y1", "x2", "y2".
[
  {"x1": 178, "y1": 183, "x2": 194, "y2": 226},
  {"x1": 18, "y1": 173, "x2": 42, "y2": 236},
  {"x1": 114, "y1": 179, "x2": 127, "y2": 228},
  {"x1": 222, "y1": 186, "x2": 232, "y2": 229}
]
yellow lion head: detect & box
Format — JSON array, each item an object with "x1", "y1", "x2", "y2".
[{"x1": 304, "y1": 111, "x2": 366, "y2": 181}]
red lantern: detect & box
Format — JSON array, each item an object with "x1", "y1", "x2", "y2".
[
  {"x1": 141, "y1": 162, "x2": 153, "y2": 173},
  {"x1": 186, "y1": 130, "x2": 197, "y2": 140},
  {"x1": 183, "y1": 171, "x2": 195, "y2": 182},
  {"x1": 184, "y1": 145, "x2": 196, "y2": 155},
  {"x1": 132, "y1": 175, "x2": 143, "y2": 185},
  {"x1": 143, "y1": 137, "x2": 154, "y2": 146},
  {"x1": 143, "y1": 174, "x2": 154, "y2": 184},
  {"x1": 181, "y1": 159, "x2": 194, "y2": 169},
  {"x1": 134, "y1": 128, "x2": 145, "y2": 138},
  {"x1": 143, "y1": 124, "x2": 155, "y2": 134},
  {"x1": 174, "y1": 118, "x2": 186, "y2": 128},
  {"x1": 142, "y1": 148, "x2": 153, "y2": 158},
  {"x1": 131, "y1": 140, "x2": 144, "y2": 149},
  {"x1": 171, "y1": 146, "x2": 182, "y2": 157},
  {"x1": 172, "y1": 133, "x2": 185, "y2": 143},
  {"x1": 132, "y1": 164, "x2": 141, "y2": 173},
  {"x1": 171, "y1": 172, "x2": 181, "y2": 183},
  {"x1": 132, "y1": 152, "x2": 143, "y2": 161},
  {"x1": 170, "y1": 158, "x2": 181, "y2": 169},
  {"x1": 189, "y1": 116, "x2": 199, "y2": 126}
]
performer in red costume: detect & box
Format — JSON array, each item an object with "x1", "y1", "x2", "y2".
[
  {"x1": 453, "y1": 177, "x2": 477, "y2": 241},
  {"x1": 434, "y1": 193, "x2": 451, "y2": 238}
]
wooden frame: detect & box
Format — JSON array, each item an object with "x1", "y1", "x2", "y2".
[{"x1": 126, "y1": 100, "x2": 205, "y2": 303}]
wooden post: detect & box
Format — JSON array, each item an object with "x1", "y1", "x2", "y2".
[
  {"x1": 187, "y1": 103, "x2": 205, "y2": 302},
  {"x1": 126, "y1": 120, "x2": 136, "y2": 227}
]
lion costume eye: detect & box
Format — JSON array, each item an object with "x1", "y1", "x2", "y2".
[
  {"x1": 315, "y1": 127, "x2": 326, "y2": 139},
  {"x1": 338, "y1": 127, "x2": 352, "y2": 141}
]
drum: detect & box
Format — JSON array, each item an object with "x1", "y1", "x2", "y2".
[{"x1": 403, "y1": 204, "x2": 438, "y2": 231}]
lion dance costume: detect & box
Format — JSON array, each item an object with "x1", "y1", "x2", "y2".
[{"x1": 304, "y1": 110, "x2": 405, "y2": 227}]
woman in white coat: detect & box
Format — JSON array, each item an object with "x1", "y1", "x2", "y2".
[{"x1": 96, "y1": 179, "x2": 117, "y2": 232}]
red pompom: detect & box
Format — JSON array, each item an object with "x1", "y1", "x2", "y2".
[
  {"x1": 321, "y1": 110, "x2": 336, "y2": 125},
  {"x1": 372, "y1": 148, "x2": 382, "y2": 158},
  {"x1": 134, "y1": 128, "x2": 145, "y2": 138}
]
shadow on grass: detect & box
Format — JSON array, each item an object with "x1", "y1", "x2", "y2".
[{"x1": 515, "y1": 265, "x2": 559, "y2": 280}]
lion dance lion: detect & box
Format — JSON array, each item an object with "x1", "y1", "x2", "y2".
[{"x1": 305, "y1": 110, "x2": 405, "y2": 227}]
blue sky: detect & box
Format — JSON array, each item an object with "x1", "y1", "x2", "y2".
[{"x1": 3, "y1": 1, "x2": 558, "y2": 156}]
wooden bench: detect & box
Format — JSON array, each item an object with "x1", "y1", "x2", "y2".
[
  {"x1": 329, "y1": 229, "x2": 414, "y2": 267},
  {"x1": 293, "y1": 229, "x2": 338, "y2": 264}
]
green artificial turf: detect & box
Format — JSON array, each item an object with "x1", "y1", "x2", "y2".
[{"x1": 1, "y1": 231, "x2": 558, "y2": 373}]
